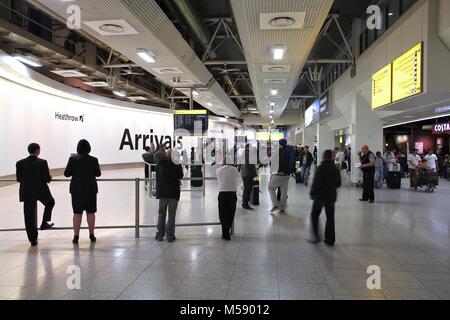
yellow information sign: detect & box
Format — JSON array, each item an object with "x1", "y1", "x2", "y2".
[
  {"x1": 173, "y1": 109, "x2": 207, "y2": 115},
  {"x1": 392, "y1": 42, "x2": 422, "y2": 102},
  {"x1": 372, "y1": 63, "x2": 392, "y2": 109}
]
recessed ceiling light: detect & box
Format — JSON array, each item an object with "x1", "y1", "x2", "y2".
[
  {"x1": 225, "y1": 115, "x2": 230, "y2": 119},
  {"x1": 51, "y1": 69, "x2": 88, "y2": 77},
  {"x1": 271, "y1": 45, "x2": 286, "y2": 60},
  {"x1": 128, "y1": 96, "x2": 148, "y2": 101},
  {"x1": 263, "y1": 65, "x2": 291, "y2": 72},
  {"x1": 152, "y1": 67, "x2": 183, "y2": 74},
  {"x1": 270, "y1": 102, "x2": 276, "y2": 107},
  {"x1": 270, "y1": 88, "x2": 279, "y2": 96},
  {"x1": 84, "y1": 19, "x2": 139, "y2": 36},
  {"x1": 269, "y1": 16, "x2": 296, "y2": 28},
  {"x1": 113, "y1": 90, "x2": 127, "y2": 97},
  {"x1": 136, "y1": 49, "x2": 156, "y2": 63},
  {"x1": 14, "y1": 55, "x2": 42, "y2": 67},
  {"x1": 83, "y1": 81, "x2": 109, "y2": 87},
  {"x1": 206, "y1": 102, "x2": 213, "y2": 107},
  {"x1": 264, "y1": 78, "x2": 288, "y2": 84},
  {"x1": 388, "y1": 12, "x2": 394, "y2": 16},
  {"x1": 270, "y1": 110, "x2": 274, "y2": 114},
  {"x1": 192, "y1": 90, "x2": 200, "y2": 96}
]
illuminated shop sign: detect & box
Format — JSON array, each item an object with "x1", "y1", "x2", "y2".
[{"x1": 432, "y1": 122, "x2": 450, "y2": 134}]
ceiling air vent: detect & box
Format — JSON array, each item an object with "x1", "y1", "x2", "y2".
[
  {"x1": 152, "y1": 67, "x2": 184, "y2": 75},
  {"x1": 260, "y1": 12, "x2": 306, "y2": 30},
  {"x1": 263, "y1": 79, "x2": 288, "y2": 84},
  {"x1": 262, "y1": 65, "x2": 291, "y2": 73},
  {"x1": 84, "y1": 19, "x2": 139, "y2": 36},
  {"x1": 51, "y1": 69, "x2": 88, "y2": 77}
]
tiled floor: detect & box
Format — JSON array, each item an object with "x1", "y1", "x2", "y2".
[{"x1": 0, "y1": 168, "x2": 449, "y2": 300}]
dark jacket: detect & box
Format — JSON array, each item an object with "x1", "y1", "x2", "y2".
[
  {"x1": 64, "y1": 154, "x2": 101, "y2": 195},
  {"x1": 277, "y1": 147, "x2": 289, "y2": 175},
  {"x1": 240, "y1": 149, "x2": 257, "y2": 178},
  {"x1": 310, "y1": 160, "x2": 341, "y2": 203},
  {"x1": 156, "y1": 159, "x2": 184, "y2": 201},
  {"x1": 16, "y1": 156, "x2": 52, "y2": 202},
  {"x1": 302, "y1": 151, "x2": 314, "y2": 167}
]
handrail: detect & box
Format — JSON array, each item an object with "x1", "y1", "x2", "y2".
[{"x1": 0, "y1": 175, "x2": 232, "y2": 236}]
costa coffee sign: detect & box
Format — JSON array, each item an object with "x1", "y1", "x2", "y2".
[{"x1": 432, "y1": 122, "x2": 450, "y2": 134}]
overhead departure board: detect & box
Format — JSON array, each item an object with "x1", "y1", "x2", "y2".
[
  {"x1": 392, "y1": 42, "x2": 422, "y2": 102},
  {"x1": 372, "y1": 63, "x2": 392, "y2": 109},
  {"x1": 173, "y1": 110, "x2": 208, "y2": 135}
]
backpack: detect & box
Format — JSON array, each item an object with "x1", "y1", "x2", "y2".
[{"x1": 285, "y1": 145, "x2": 296, "y2": 174}]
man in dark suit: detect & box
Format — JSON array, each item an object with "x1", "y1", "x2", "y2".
[
  {"x1": 16, "y1": 143, "x2": 55, "y2": 246},
  {"x1": 308, "y1": 149, "x2": 341, "y2": 247}
]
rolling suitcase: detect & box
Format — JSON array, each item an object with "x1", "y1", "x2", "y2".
[
  {"x1": 295, "y1": 172, "x2": 303, "y2": 184},
  {"x1": 190, "y1": 166, "x2": 203, "y2": 187},
  {"x1": 387, "y1": 172, "x2": 401, "y2": 189},
  {"x1": 251, "y1": 183, "x2": 260, "y2": 205}
]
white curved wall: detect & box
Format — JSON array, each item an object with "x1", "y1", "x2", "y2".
[{"x1": 0, "y1": 75, "x2": 176, "y2": 176}]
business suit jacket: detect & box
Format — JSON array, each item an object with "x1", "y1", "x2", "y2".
[
  {"x1": 16, "y1": 155, "x2": 52, "y2": 202},
  {"x1": 64, "y1": 154, "x2": 101, "y2": 196}
]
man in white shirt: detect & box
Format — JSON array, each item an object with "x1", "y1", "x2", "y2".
[
  {"x1": 407, "y1": 148, "x2": 421, "y2": 188},
  {"x1": 216, "y1": 162, "x2": 239, "y2": 241},
  {"x1": 424, "y1": 149, "x2": 439, "y2": 173}
]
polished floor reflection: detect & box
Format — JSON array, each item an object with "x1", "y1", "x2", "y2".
[{"x1": 0, "y1": 168, "x2": 449, "y2": 300}]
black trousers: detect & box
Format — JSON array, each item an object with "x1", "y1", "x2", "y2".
[
  {"x1": 310, "y1": 200, "x2": 335, "y2": 245},
  {"x1": 242, "y1": 176, "x2": 254, "y2": 206},
  {"x1": 218, "y1": 192, "x2": 237, "y2": 237},
  {"x1": 23, "y1": 195, "x2": 55, "y2": 243},
  {"x1": 362, "y1": 170, "x2": 375, "y2": 201}
]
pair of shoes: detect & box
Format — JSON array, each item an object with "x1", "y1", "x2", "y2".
[
  {"x1": 359, "y1": 198, "x2": 368, "y2": 202},
  {"x1": 242, "y1": 205, "x2": 254, "y2": 210},
  {"x1": 155, "y1": 235, "x2": 164, "y2": 241},
  {"x1": 304, "y1": 183, "x2": 308, "y2": 187},
  {"x1": 30, "y1": 241, "x2": 38, "y2": 246},
  {"x1": 167, "y1": 238, "x2": 176, "y2": 243},
  {"x1": 368, "y1": 200, "x2": 375, "y2": 204},
  {"x1": 270, "y1": 206, "x2": 279, "y2": 213},
  {"x1": 324, "y1": 241, "x2": 335, "y2": 247},
  {"x1": 89, "y1": 234, "x2": 97, "y2": 242},
  {"x1": 221, "y1": 234, "x2": 231, "y2": 241},
  {"x1": 40, "y1": 222, "x2": 54, "y2": 230},
  {"x1": 72, "y1": 235, "x2": 79, "y2": 245}
]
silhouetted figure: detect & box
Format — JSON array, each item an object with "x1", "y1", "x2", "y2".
[{"x1": 16, "y1": 143, "x2": 55, "y2": 246}]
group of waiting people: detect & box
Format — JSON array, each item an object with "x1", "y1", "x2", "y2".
[{"x1": 16, "y1": 140, "x2": 101, "y2": 246}]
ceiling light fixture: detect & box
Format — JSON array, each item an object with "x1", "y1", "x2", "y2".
[
  {"x1": 270, "y1": 88, "x2": 279, "y2": 96},
  {"x1": 192, "y1": 90, "x2": 200, "y2": 96},
  {"x1": 136, "y1": 49, "x2": 156, "y2": 63},
  {"x1": 14, "y1": 55, "x2": 42, "y2": 67},
  {"x1": 113, "y1": 90, "x2": 127, "y2": 97},
  {"x1": 270, "y1": 109, "x2": 274, "y2": 114},
  {"x1": 270, "y1": 102, "x2": 276, "y2": 107},
  {"x1": 206, "y1": 102, "x2": 213, "y2": 107},
  {"x1": 271, "y1": 45, "x2": 286, "y2": 60}
]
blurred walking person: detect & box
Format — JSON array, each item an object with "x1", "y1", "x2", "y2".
[
  {"x1": 309, "y1": 150, "x2": 341, "y2": 247},
  {"x1": 64, "y1": 139, "x2": 101, "y2": 244}
]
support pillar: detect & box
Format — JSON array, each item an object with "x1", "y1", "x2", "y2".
[
  {"x1": 302, "y1": 125, "x2": 316, "y2": 149},
  {"x1": 316, "y1": 123, "x2": 335, "y2": 159},
  {"x1": 350, "y1": 92, "x2": 383, "y2": 183}
]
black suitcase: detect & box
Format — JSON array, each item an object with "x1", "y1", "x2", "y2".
[
  {"x1": 250, "y1": 184, "x2": 259, "y2": 206},
  {"x1": 295, "y1": 172, "x2": 303, "y2": 184},
  {"x1": 190, "y1": 166, "x2": 203, "y2": 187},
  {"x1": 387, "y1": 172, "x2": 401, "y2": 189}
]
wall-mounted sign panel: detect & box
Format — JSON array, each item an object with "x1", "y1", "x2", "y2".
[
  {"x1": 173, "y1": 110, "x2": 208, "y2": 135},
  {"x1": 392, "y1": 42, "x2": 422, "y2": 102},
  {"x1": 372, "y1": 63, "x2": 392, "y2": 109},
  {"x1": 305, "y1": 99, "x2": 320, "y2": 127},
  {"x1": 255, "y1": 132, "x2": 285, "y2": 141},
  {"x1": 432, "y1": 122, "x2": 450, "y2": 134},
  {"x1": 319, "y1": 92, "x2": 330, "y2": 119}
]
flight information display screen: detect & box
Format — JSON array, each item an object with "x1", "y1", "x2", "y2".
[{"x1": 173, "y1": 110, "x2": 208, "y2": 135}]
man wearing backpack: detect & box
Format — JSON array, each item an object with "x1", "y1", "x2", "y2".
[
  {"x1": 269, "y1": 139, "x2": 294, "y2": 214},
  {"x1": 301, "y1": 146, "x2": 314, "y2": 187}
]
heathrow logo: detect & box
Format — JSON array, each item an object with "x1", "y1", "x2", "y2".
[{"x1": 55, "y1": 112, "x2": 85, "y2": 123}]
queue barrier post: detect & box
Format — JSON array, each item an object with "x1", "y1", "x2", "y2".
[{"x1": 135, "y1": 178, "x2": 140, "y2": 238}]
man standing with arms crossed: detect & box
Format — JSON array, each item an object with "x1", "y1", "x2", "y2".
[
  {"x1": 16, "y1": 143, "x2": 55, "y2": 246},
  {"x1": 358, "y1": 145, "x2": 376, "y2": 203}
]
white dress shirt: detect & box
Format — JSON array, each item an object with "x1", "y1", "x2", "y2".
[{"x1": 216, "y1": 165, "x2": 239, "y2": 192}]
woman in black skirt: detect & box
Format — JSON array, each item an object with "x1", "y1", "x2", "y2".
[{"x1": 64, "y1": 140, "x2": 101, "y2": 244}]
